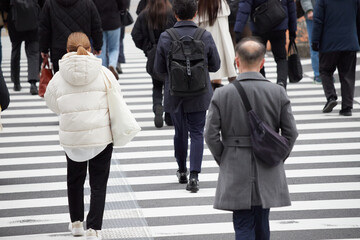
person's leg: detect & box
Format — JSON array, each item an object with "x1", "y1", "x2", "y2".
[
  {"x1": 305, "y1": 19, "x2": 320, "y2": 82},
  {"x1": 107, "y1": 28, "x2": 121, "y2": 68},
  {"x1": 152, "y1": 77, "x2": 164, "y2": 127},
  {"x1": 170, "y1": 108, "x2": 188, "y2": 173},
  {"x1": 99, "y1": 31, "x2": 108, "y2": 67},
  {"x1": 11, "y1": 40, "x2": 22, "y2": 89},
  {"x1": 66, "y1": 155, "x2": 87, "y2": 223},
  {"x1": 0, "y1": 27, "x2": 2, "y2": 65},
  {"x1": 25, "y1": 40, "x2": 40, "y2": 94},
  {"x1": 233, "y1": 208, "x2": 256, "y2": 240},
  {"x1": 269, "y1": 30, "x2": 287, "y2": 88},
  {"x1": 255, "y1": 33, "x2": 269, "y2": 78},
  {"x1": 337, "y1": 51, "x2": 356, "y2": 114},
  {"x1": 117, "y1": 27, "x2": 126, "y2": 73},
  {"x1": 87, "y1": 143, "x2": 113, "y2": 230},
  {"x1": 254, "y1": 206, "x2": 270, "y2": 240}
]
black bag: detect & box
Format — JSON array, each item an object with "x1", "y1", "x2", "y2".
[
  {"x1": 120, "y1": 10, "x2": 134, "y2": 27},
  {"x1": 295, "y1": 0, "x2": 305, "y2": 19},
  {"x1": 288, "y1": 39, "x2": 303, "y2": 83},
  {"x1": 251, "y1": 0, "x2": 286, "y2": 34},
  {"x1": 227, "y1": 0, "x2": 239, "y2": 25},
  {"x1": 232, "y1": 80, "x2": 291, "y2": 167},
  {"x1": 146, "y1": 28, "x2": 165, "y2": 81},
  {"x1": 166, "y1": 27, "x2": 208, "y2": 97},
  {"x1": 10, "y1": 0, "x2": 40, "y2": 32}
]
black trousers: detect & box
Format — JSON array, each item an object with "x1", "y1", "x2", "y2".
[
  {"x1": 152, "y1": 77, "x2": 164, "y2": 112},
  {"x1": 255, "y1": 30, "x2": 288, "y2": 88},
  {"x1": 66, "y1": 143, "x2": 113, "y2": 230},
  {"x1": 319, "y1": 51, "x2": 357, "y2": 110},
  {"x1": 11, "y1": 39, "x2": 39, "y2": 85}
]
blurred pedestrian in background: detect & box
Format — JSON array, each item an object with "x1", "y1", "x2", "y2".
[
  {"x1": 197, "y1": 0, "x2": 237, "y2": 90},
  {"x1": 0, "y1": 68, "x2": 9, "y2": 131},
  {"x1": 45, "y1": 32, "x2": 119, "y2": 240},
  {"x1": 5, "y1": 0, "x2": 43, "y2": 94},
  {"x1": 132, "y1": 0, "x2": 176, "y2": 128},
  {"x1": 39, "y1": 0, "x2": 103, "y2": 73},
  {"x1": 234, "y1": 0, "x2": 297, "y2": 89},
  {"x1": 312, "y1": 0, "x2": 360, "y2": 116},
  {"x1": 93, "y1": 0, "x2": 129, "y2": 80},
  {"x1": 205, "y1": 37, "x2": 298, "y2": 240},
  {"x1": 301, "y1": 0, "x2": 321, "y2": 84}
]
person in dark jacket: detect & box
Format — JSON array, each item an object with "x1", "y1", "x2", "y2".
[
  {"x1": 93, "y1": 0, "x2": 127, "y2": 80},
  {"x1": 312, "y1": 0, "x2": 360, "y2": 116},
  {"x1": 131, "y1": 0, "x2": 176, "y2": 128},
  {"x1": 39, "y1": 0, "x2": 103, "y2": 73},
  {"x1": 0, "y1": 68, "x2": 9, "y2": 112},
  {"x1": 6, "y1": 0, "x2": 42, "y2": 95},
  {"x1": 155, "y1": 0, "x2": 221, "y2": 193},
  {"x1": 234, "y1": 0, "x2": 297, "y2": 89}
]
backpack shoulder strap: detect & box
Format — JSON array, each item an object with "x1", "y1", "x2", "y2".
[
  {"x1": 232, "y1": 80, "x2": 252, "y2": 112},
  {"x1": 166, "y1": 28, "x2": 180, "y2": 41},
  {"x1": 193, "y1": 27, "x2": 206, "y2": 40}
]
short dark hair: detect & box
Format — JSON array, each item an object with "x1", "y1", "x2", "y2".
[
  {"x1": 235, "y1": 37, "x2": 266, "y2": 66},
  {"x1": 172, "y1": 0, "x2": 197, "y2": 20}
]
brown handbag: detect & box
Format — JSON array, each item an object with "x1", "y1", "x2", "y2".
[{"x1": 38, "y1": 57, "x2": 53, "y2": 98}]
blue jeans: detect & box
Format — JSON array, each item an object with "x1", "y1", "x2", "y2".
[
  {"x1": 306, "y1": 19, "x2": 320, "y2": 78},
  {"x1": 99, "y1": 28, "x2": 121, "y2": 67},
  {"x1": 170, "y1": 109, "x2": 206, "y2": 173},
  {"x1": 233, "y1": 206, "x2": 270, "y2": 240}
]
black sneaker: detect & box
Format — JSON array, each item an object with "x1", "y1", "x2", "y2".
[
  {"x1": 116, "y1": 62, "x2": 123, "y2": 74},
  {"x1": 323, "y1": 98, "x2": 337, "y2": 113},
  {"x1": 339, "y1": 108, "x2": 352, "y2": 116},
  {"x1": 186, "y1": 178, "x2": 199, "y2": 193},
  {"x1": 13, "y1": 84, "x2": 21, "y2": 91},
  {"x1": 30, "y1": 82, "x2": 38, "y2": 95},
  {"x1": 176, "y1": 170, "x2": 188, "y2": 184},
  {"x1": 154, "y1": 105, "x2": 163, "y2": 128}
]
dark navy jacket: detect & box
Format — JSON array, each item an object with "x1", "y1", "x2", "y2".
[
  {"x1": 234, "y1": 0, "x2": 297, "y2": 34},
  {"x1": 312, "y1": 0, "x2": 360, "y2": 53},
  {"x1": 0, "y1": 68, "x2": 9, "y2": 111},
  {"x1": 154, "y1": 21, "x2": 221, "y2": 113}
]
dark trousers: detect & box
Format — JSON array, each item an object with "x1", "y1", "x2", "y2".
[
  {"x1": 66, "y1": 143, "x2": 113, "y2": 230},
  {"x1": 233, "y1": 206, "x2": 270, "y2": 240},
  {"x1": 319, "y1": 51, "x2": 357, "y2": 110},
  {"x1": 255, "y1": 30, "x2": 287, "y2": 88},
  {"x1": 170, "y1": 109, "x2": 206, "y2": 173},
  {"x1": 11, "y1": 39, "x2": 39, "y2": 85},
  {"x1": 152, "y1": 77, "x2": 164, "y2": 112}
]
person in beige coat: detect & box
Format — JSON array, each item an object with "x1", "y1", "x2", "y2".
[
  {"x1": 204, "y1": 37, "x2": 298, "y2": 239},
  {"x1": 197, "y1": 0, "x2": 237, "y2": 89}
]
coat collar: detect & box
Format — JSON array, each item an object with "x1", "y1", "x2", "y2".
[
  {"x1": 173, "y1": 20, "x2": 198, "y2": 28},
  {"x1": 236, "y1": 71, "x2": 270, "y2": 82}
]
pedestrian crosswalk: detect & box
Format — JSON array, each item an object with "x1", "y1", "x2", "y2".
[{"x1": 1, "y1": 34, "x2": 360, "y2": 240}]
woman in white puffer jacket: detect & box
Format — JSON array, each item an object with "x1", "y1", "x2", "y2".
[{"x1": 45, "y1": 32, "x2": 120, "y2": 240}]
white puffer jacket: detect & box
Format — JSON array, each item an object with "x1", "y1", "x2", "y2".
[{"x1": 45, "y1": 52, "x2": 117, "y2": 148}]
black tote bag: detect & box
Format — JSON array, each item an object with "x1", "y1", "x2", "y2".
[{"x1": 288, "y1": 39, "x2": 303, "y2": 83}]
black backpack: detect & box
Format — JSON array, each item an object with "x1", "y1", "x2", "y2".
[
  {"x1": 166, "y1": 27, "x2": 208, "y2": 97},
  {"x1": 10, "y1": 0, "x2": 40, "y2": 32}
]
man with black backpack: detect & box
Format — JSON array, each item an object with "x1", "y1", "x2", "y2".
[
  {"x1": 154, "y1": 0, "x2": 220, "y2": 193},
  {"x1": 6, "y1": 0, "x2": 43, "y2": 95}
]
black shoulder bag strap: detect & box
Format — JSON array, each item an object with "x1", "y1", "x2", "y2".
[
  {"x1": 232, "y1": 80, "x2": 252, "y2": 112},
  {"x1": 193, "y1": 27, "x2": 206, "y2": 40}
]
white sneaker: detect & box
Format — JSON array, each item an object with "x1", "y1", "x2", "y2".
[
  {"x1": 68, "y1": 221, "x2": 84, "y2": 236},
  {"x1": 86, "y1": 228, "x2": 102, "y2": 240}
]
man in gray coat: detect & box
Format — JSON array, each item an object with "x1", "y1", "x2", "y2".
[{"x1": 204, "y1": 37, "x2": 298, "y2": 239}]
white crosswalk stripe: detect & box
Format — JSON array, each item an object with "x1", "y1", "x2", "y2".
[{"x1": 1, "y1": 33, "x2": 360, "y2": 240}]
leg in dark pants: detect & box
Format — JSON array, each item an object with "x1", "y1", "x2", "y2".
[
  {"x1": 337, "y1": 51, "x2": 356, "y2": 111},
  {"x1": 171, "y1": 108, "x2": 189, "y2": 172},
  {"x1": 152, "y1": 77, "x2": 164, "y2": 112},
  {"x1": 11, "y1": 40, "x2": 22, "y2": 86},
  {"x1": 87, "y1": 143, "x2": 113, "y2": 230},
  {"x1": 187, "y1": 111, "x2": 206, "y2": 173},
  {"x1": 233, "y1": 206, "x2": 270, "y2": 240},
  {"x1": 319, "y1": 52, "x2": 338, "y2": 101},
  {"x1": 25, "y1": 40, "x2": 40, "y2": 83},
  {"x1": 66, "y1": 157, "x2": 87, "y2": 223}
]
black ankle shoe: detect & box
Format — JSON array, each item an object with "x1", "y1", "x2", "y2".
[
  {"x1": 13, "y1": 84, "x2": 21, "y2": 91},
  {"x1": 176, "y1": 170, "x2": 188, "y2": 184},
  {"x1": 154, "y1": 105, "x2": 163, "y2": 128},
  {"x1": 30, "y1": 82, "x2": 38, "y2": 95},
  {"x1": 339, "y1": 108, "x2": 352, "y2": 116},
  {"x1": 186, "y1": 178, "x2": 199, "y2": 193},
  {"x1": 164, "y1": 112, "x2": 173, "y2": 126},
  {"x1": 323, "y1": 98, "x2": 337, "y2": 113}
]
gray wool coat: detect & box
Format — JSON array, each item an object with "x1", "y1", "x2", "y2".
[{"x1": 204, "y1": 72, "x2": 298, "y2": 211}]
